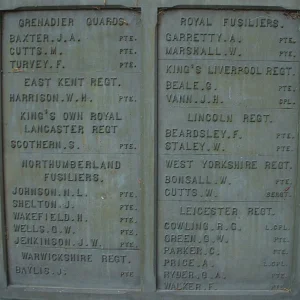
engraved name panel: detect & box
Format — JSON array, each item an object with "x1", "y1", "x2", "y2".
[
  {"x1": 158, "y1": 10, "x2": 299, "y2": 291},
  {"x1": 3, "y1": 10, "x2": 141, "y2": 289}
]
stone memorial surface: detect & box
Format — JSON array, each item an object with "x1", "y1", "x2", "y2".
[
  {"x1": 3, "y1": 10, "x2": 141, "y2": 289},
  {"x1": 158, "y1": 10, "x2": 299, "y2": 291}
]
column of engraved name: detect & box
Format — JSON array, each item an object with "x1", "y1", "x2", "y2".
[
  {"x1": 158, "y1": 10, "x2": 299, "y2": 291},
  {"x1": 3, "y1": 10, "x2": 141, "y2": 288}
]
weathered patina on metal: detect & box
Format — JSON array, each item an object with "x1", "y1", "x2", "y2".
[{"x1": 0, "y1": 1, "x2": 299, "y2": 300}]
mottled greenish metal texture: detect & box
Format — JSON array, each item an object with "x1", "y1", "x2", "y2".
[{"x1": 0, "y1": 1, "x2": 299, "y2": 300}]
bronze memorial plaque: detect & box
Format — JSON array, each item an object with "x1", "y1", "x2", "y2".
[
  {"x1": 1, "y1": 2, "x2": 300, "y2": 299},
  {"x1": 3, "y1": 9, "x2": 141, "y2": 289},
  {"x1": 158, "y1": 9, "x2": 299, "y2": 291}
]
